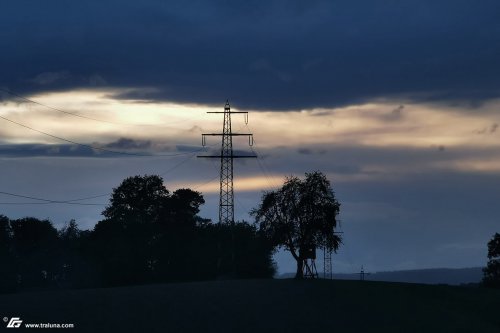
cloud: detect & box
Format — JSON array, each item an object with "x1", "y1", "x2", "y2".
[
  {"x1": 105, "y1": 138, "x2": 152, "y2": 150},
  {"x1": 430, "y1": 144, "x2": 446, "y2": 152},
  {"x1": 88, "y1": 74, "x2": 107, "y2": 87},
  {"x1": 388, "y1": 105, "x2": 405, "y2": 120},
  {"x1": 1, "y1": 1, "x2": 500, "y2": 109},
  {"x1": 297, "y1": 147, "x2": 327, "y2": 155},
  {"x1": 297, "y1": 148, "x2": 313, "y2": 155},
  {"x1": 308, "y1": 109, "x2": 334, "y2": 117},
  {"x1": 392, "y1": 105, "x2": 404, "y2": 115},
  {"x1": 0, "y1": 79, "x2": 499, "y2": 272},
  {"x1": 188, "y1": 125, "x2": 203, "y2": 133},
  {"x1": 0, "y1": 143, "x2": 107, "y2": 157},
  {"x1": 175, "y1": 144, "x2": 205, "y2": 152},
  {"x1": 1, "y1": 123, "x2": 500, "y2": 272},
  {"x1": 474, "y1": 122, "x2": 499, "y2": 135},
  {"x1": 27, "y1": 71, "x2": 70, "y2": 85}
]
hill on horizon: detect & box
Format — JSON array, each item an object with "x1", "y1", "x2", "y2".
[{"x1": 278, "y1": 267, "x2": 484, "y2": 285}]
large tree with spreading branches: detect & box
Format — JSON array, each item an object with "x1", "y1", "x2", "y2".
[{"x1": 252, "y1": 171, "x2": 341, "y2": 279}]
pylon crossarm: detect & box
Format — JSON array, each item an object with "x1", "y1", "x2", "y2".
[
  {"x1": 201, "y1": 133, "x2": 253, "y2": 136},
  {"x1": 207, "y1": 111, "x2": 248, "y2": 114},
  {"x1": 197, "y1": 156, "x2": 257, "y2": 158}
]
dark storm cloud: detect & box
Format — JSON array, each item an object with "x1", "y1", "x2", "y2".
[
  {"x1": 297, "y1": 148, "x2": 313, "y2": 155},
  {"x1": 0, "y1": 139, "x2": 176, "y2": 158},
  {"x1": 105, "y1": 138, "x2": 152, "y2": 150},
  {"x1": 1, "y1": 0, "x2": 500, "y2": 109},
  {"x1": 27, "y1": 71, "x2": 71, "y2": 86},
  {"x1": 297, "y1": 147, "x2": 327, "y2": 155},
  {"x1": 256, "y1": 143, "x2": 500, "y2": 184},
  {"x1": 175, "y1": 144, "x2": 206, "y2": 152},
  {"x1": 0, "y1": 144, "x2": 106, "y2": 157}
]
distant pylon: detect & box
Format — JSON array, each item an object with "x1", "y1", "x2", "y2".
[
  {"x1": 359, "y1": 265, "x2": 371, "y2": 281},
  {"x1": 198, "y1": 100, "x2": 256, "y2": 224}
]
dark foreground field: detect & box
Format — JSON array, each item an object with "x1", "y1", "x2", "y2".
[{"x1": 0, "y1": 279, "x2": 499, "y2": 332}]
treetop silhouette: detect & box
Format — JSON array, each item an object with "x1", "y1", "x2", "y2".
[{"x1": 252, "y1": 171, "x2": 341, "y2": 279}]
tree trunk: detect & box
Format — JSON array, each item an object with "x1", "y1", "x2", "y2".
[{"x1": 294, "y1": 258, "x2": 304, "y2": 279}]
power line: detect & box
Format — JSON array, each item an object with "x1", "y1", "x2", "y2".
[
  {"x1": 0, "y1": 114, "x2": 137, "y2": 156},
  {"x1": 63, "y1": 193, "x2": 110, "y2": 202},
  {"x1": 0, "y1": 87, "x2": 200, "y2": 128},
  {"x1": 189, "y1": 159, "x2": 224, "y2": 191},
  {"x1": 249, "y1": 145, "x2": 280, "y2": 192},
  {"x1": 244, "y1": 123, "x2": 280, "y2": 190},
  {"x1": 0, "y1": 190, "x2": 106, "y2": 206},
  {"x1": 0, "y1": 88, "x2": 121, "y2": 125},
  {"x1": 0, "y1": 144, "x2": 218, "y2": 206},
  {"x1": 161, "y1": 155, "x2": 193, "y2": 175},
  {"x1": 192, "y1": 174, "x2": 220, "y2": 191},
  {"x1": 159, "y1": 149, "x2": 203, "y2": 176},
  {"x1": 0, "y1": 202, "x2": 104, "y2": 206},
  {"x1": 0, "y1": 171, "x2": 220, "y2": 207},
  {"x1": 0, "y1": 113, "x2": 205, "y2": 157},
  {"x1": 0, "y1": 202, "x2": 56, "y2": 205}
]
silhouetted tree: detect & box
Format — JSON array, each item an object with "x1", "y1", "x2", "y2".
[
  {"x1": 10, "y1": 217, "x2": 59, "y2": 287},
  {"x1": 103, "y1": 174, "x2": 169, "y2": 224},
  {"x1": 57, "y1": 220, "x2": 97, "y2": 288},
  {"x1": 93, "y1": 175, "x2": 210, "y2": 285},
  {"x1": 252, "y1": 171, "x2": 341, "y2": 279},
  {"x1": 154, "y1": 188, "x2": 206, "y2": 281},
  {"x1": 483, "y1": 233, "x2": 500, "y2": 288},
  {"x1": 0, "y1": 215, "x2": 16, "y2": 292},
  {"x1": 165, "y1": 188, "x2": 205, "y2": 228},
  {"x1": 59, "y1": 219, "x2": 81, "y2": 241},
  {"x1": 0, "y1": 174, "x2": 276, "y2": 292},
  {"x1": 95, "y1": 175, "x2": 168, "y2": 284},
  {"x1": 230, "y1": 222, "x2": 276, "y2": 278},
  {"x1": 0, "y1": 215, "x2": 11, "y2": 248},
  {"x1": 91, "y1": 215, "x2": 156, "y2": 285},
  {"x1": 191, "y1": 221, "x2": 276, "y2": 280},
  {"x1": 0, "y1": 215, "x2": 12, "y2": 259}
]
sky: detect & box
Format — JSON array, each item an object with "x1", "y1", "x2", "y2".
[{"x1": 1, "y1": 0, "x2": 500, "y2": 274}]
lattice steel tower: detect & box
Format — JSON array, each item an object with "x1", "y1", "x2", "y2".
[{"x1": 198, "y1": 101, "x2": 256, "y2": 224}]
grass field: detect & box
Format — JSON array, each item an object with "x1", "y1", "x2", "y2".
[{"x1": 0, "y1": 279, "x2": 499, "y2": 332}]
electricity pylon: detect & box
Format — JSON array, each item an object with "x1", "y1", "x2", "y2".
[{"x1": 198, "y1": 100, "x2": 256, "y2": 224}]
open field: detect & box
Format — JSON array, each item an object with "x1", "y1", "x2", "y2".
[{"x1": 0, "y1": 279, "x2": 499, "y2": 332}]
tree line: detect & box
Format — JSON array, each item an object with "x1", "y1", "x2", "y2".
[
  {"x1": 483, "y1": 233, "x2": 500, "y2": 288},
  {"x1": 3, "y1": 170, "x2": 497, "y2": 290},
  {"x1": 0, "y1": 175, "x2": 275, "y2": 293}
]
